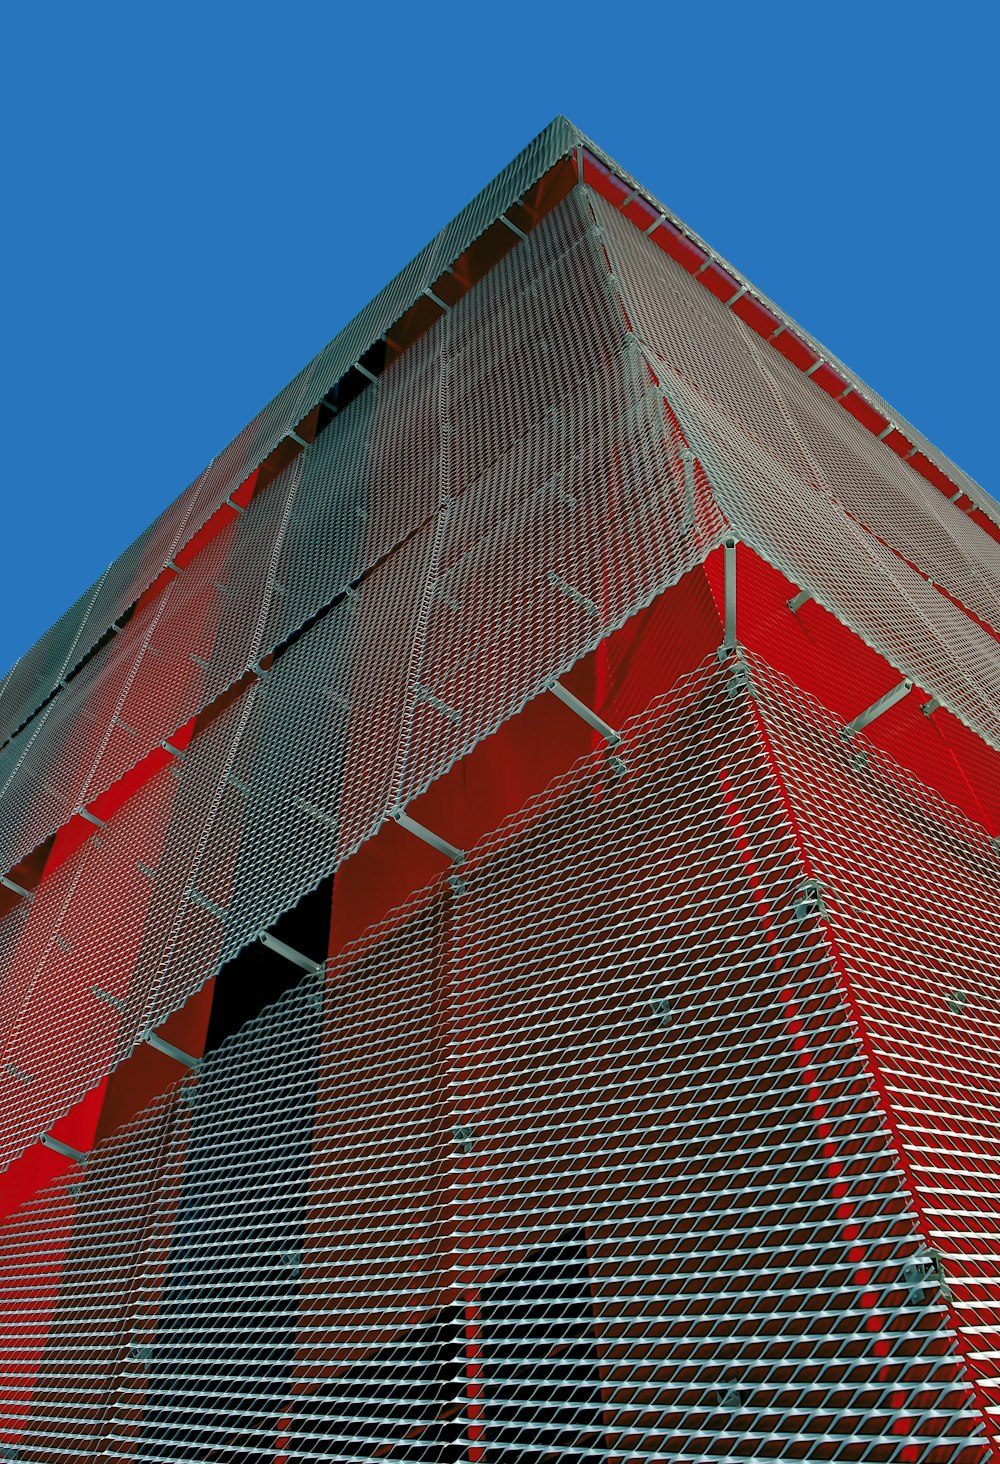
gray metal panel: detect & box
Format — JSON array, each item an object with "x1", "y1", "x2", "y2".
[
  {"x1": 2, "y1": 654, "x2": 989, "y2": 1459},
  {"x1": 578, "y1": 125, "x2": 996, "y2": 529}
]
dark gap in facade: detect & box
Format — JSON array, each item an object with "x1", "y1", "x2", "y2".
[{"x1": 203, "y1": 874, "x2": 333, "y2": 1054}]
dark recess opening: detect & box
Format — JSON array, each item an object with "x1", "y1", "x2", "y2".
[{"x1": 203, "y1": 874, "x2": 333, "y2": 1054}]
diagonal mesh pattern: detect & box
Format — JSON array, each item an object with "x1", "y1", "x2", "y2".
[
  {"x1": 0, "y1": 121, "x2": 581, "y2": 750},
  {"x1": 0, "y1": 658, "x2": 991, "y2": 1462},
  {"x1": 590, "y1": 193, "x2": 1000, "y2": 639},
  {"x1": 666, "y1": 370, "x2": 1000, "y2": 752},
  {"x1": 3, "y1": 186, "x2": 718, "y2": 886},
  {"x1": 0, "y1": 693, "x2": 251, "y2": 1170},
  {"x1": 3, "y1": 119, "x2": 1000, "y2": 1464},
  {"x1": 747, "y1": 654, "x2": 1000, "y2": 1447},
  {"x1": 0, "y1": 468, "x2": 217, "y2": 751},
  {"x1": 0, "y1": 1089, "x2": 178, "y2": 1462}
]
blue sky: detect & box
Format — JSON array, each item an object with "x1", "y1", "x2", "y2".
[{"x1": 1, "y1": 3, "x2": 993, "y2": 679}]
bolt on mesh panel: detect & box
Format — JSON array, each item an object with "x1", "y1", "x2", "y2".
[
  {"x1": 3, "y1": 656, "x2": 989, "y2": 1460},
  {"x1": 745, "y1": 653, "x2": 1000, "y2": 1441},
  {"x1": 0, "y1": 1087, "x2": 178, "y2": 1462},
  {"x1": 589, "y1": 193, "x2": 1000, "y2": 638}
]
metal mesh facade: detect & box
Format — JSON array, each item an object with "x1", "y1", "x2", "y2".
[{"x1": 1, "y1": 118, "x2": 999, "y2": 1461}]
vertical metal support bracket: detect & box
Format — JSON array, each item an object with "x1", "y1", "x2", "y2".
[
  {"x1": 787, "y1": 587, "x2": 813, "y2": 613},
  {"x1": 40, "y1": 1133, "x2": 87, "y2": 1164},
  {"x1": 841, "y1": 678, "x2": 913, "y2": 739},
  {"x1": 721, "y1": 536, "x2": 739, "y2": 656},
  {"x1": 548, "y1": 680, "x2": 621, "y2": 748},
  {"x1": 392, "y1": 809, "x2": 465, "y2": 865},
  {"x1": 921, "y1": 695, "x2": 942, "y2": 718},
  {"x1": 679, "y1": 448, "x2": 696, "y2": 530},
  {"x1": 143, "y1": 1030, "x2": 201, "y2": 1071}
]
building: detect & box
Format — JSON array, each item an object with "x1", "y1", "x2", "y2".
[{"x1": 1, "y1": 115, "x2": 998, "y2": 1462}]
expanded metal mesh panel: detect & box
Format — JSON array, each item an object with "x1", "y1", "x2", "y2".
[
  {"x1": 756, "y1": 342, "x2": 1000, "y2": 633},
  {"x1": 0, "y1": 461, "x2": 302, "y2": 880},
  {"x1": 0, "y1": 694, "x2": 249, "y2": 1172},
  {"x1": 581, "y1": 130, "x2": 993, "y2": 527},
  {"x1": 3, "y1": 658, "x2": 990, "y2": 1460},
  {"x1": 438, "y1": 656, "x2": 981, "y2": 1463},
  {"x1": 663, "y1": 369, "x2": 1000, "y2": 751},
  {"x1": 295, "y1": 118, "x2": 578, "y2": 415},
  {"x1": 108, "y1": 974, "x2": 324, "y2": 1463},
  {"x1": 0, "y1": 467, "x2": 223, "y2": 750},
  {"x1": 748, "y1": 654, "x2": 1000, "y2": 1442},
  {"x1": 0, "y1": 187, "x2": 726, "y2": 898},
  {"x1": 0, "y1": 125, "x2": 578, "y2": 756},
  {"x1": 151, "y1": 533, "x2": 436, "y2": 1023},
  {"x1": 0, "y1": 578, "x2": 110, "y2": 751},
  {"x1": 590, "y1": 193, "x2": 1000, "y2": 637},
  {"x1": 189, "y1": 365, "x2": 316, "y2": 526},
  {"x1": 400, "y1": 360, "x2": 721, "y2": 807},
  {"x1": 0, "y1": 1089, "x2": 178, "y2": 1462}
]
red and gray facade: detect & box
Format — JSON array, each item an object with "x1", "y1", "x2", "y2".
[{"x1": 1, "y1": 116, "x2": 999, "y2": 1461}]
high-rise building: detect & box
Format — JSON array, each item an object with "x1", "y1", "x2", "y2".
[{"x1": 1, "y1": 115, "x2": 998, "y2": 1462}]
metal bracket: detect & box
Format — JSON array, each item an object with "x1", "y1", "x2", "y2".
[
  {"x1": 548, "y1": 680, "x2": 621, "y2": 748},
  {"x1": 39, "y1": 1133, "x2": 87, "y2": 1164},
  {"x1": 787, "y1": 587, "x2": 813, "y2": 613},
  {"x1": 903, "y1": 1250, "x2": 953, "y2": 1304},
  {"x1": 546, "y1": 569, "x2": 598, "y2": 618},
  {"x1": 840, "y1": 678, "x2": 913, "y2": 739},
  {"x1": 0, "y1": 874, "x2": 32, "y2": 900},
  {"x1": 679, "y1": 447, "x2": 696, "y2": 529},
  {"x1": 77, "y1": 806, "x2": 106, "y2": 828},
  {"x1": 499, "y1": 214, "x2": 528, "y2": 242},
  {"x1": 392, "y1": 809, "x2": 465, "y2": 864},
  {"x1": 93, "y1": 985, "x2": 126, "y2": 1013},
  {"x1": 258, "y1": 930, "x2": 323, "y2": 975},
  {"x1": 921, "y1": 695, "x2": 941, "y2": 718},
  {"x1": 224, "y1": 496, "x2": 245, "y2": 514},
  {"x1": 721, "y1": 536, "x2": 739, "y2": 656},
  {"x1": 792, "y1": 879, "x2": 828, "y2": 923},
  {"x1": 650, "y1": 997, "x2": 673, "y2": 1027},
  {"x1": 354, "y1": 361, "x2": 379, "y2": 385},
  {"x1": 143, "y1": 1030, "x2": 201, "y2": 1071},
  {"x1": 287, "y1": 429, "x2": 310, "y2": 449},
  {"x1": 423, "y1": 286, "x2": 450, "y2": 311},
  {"x1": 725, "y1": 661, "x2": 750, "y2": 699}
]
